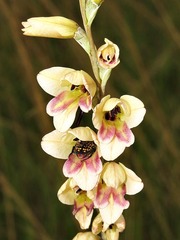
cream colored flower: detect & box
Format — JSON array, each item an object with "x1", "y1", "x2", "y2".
[
  {"x1": 89, "y1": 162, "x2": 143, "y2": 225},
  {"x1": 97, "y1": 38, "x2": 120, "y2": 69},
  {"x1": 92, "y1": 95, "x2": 146, "y2": 160},
  {"x1": 57, "y1": 178, "x2": 94, "y2": 229},
  {"x1": 92, "y1": 213, "x2": 125, "y2": 240},
  {"x1": 37, "y1": 67, "x2": 96, "y2": 132},
  {"x1": 41, "y1": 127, "x2": 102, "y2": 191},
  {"x1": 22, "y1": 16, "x2": 78, "y2": 38}
]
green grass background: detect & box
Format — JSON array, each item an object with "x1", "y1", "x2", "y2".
[{"x1": 0, "y1": 0, "x2": 179, "y2": 239}]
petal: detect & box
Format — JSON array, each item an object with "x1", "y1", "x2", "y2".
[
  {"x1": 120, "y1": 163, "x2": 144, "y2": 195},
  {"x1": 72, "y1": 232, "x2": 101, "y2": 240},
  {"x1": 63, "y1": 154, "x2": 82, "y2": 177},
  {"x1": 99, "y1": 194, "x2": 126, "y2": 225},
  {"x1": 115, "y1": 122, "x2": 135, "y2": 146},
  {"x1": 100, "y1": 137, "x2": 126, "y2": 161},
  {"x1": 79, "y1": 93, "x2": 92, "y2": 112},
  {"x1": 73, "y1": 163, "x2": 100, "y2": 191},
  {"x1": 46, "y1": 91, "x2": 77, "y2": 115},
  {"x1": 57, "y1": 178, "x2": 76, "y2": 205},
  {"x1": 98, "y1": 121, "x2": 115, "y2": 143},
  {"x1": 94, "y1": 184, "x2": 111, "y2": 208},
  {"x1": 120, "y1": 95, "x2": 146, "y2": 128},
  {"x1": 64, "y1": 70, "x2": 95, "y2": 98},
  {"x1": 41, "y1": 130, "x2": 74, "y2": 159},
  {"x1": 74, "y1": 207, "x2": 93, "y2": 229},
  {"x1": 85, "y1": 151, "x2": 102, "y2": 174},
  {"x1": 92, "y1": 95, "x2": 110, "y2": 130},
  {"x1": 103, "y1": 97, "x2": 121, "y2": 111},
  {"x1": 69, "y1": 127, "x2": 95, "y2": 141},
  {"x1": 102, "y1": 162, "x2": 126, "y2": 188},
  {"x1": 37, "y1": 67, "x2": 74, "y2": 96},
  {"x1": 52, "y1": 102, "x2": 79, "y2": 132},
  {"x1": 22, "y1": 16, "x2": 78, "y2": 38}
]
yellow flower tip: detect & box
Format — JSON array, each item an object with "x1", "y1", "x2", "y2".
[
  {"x1": 97, "y1": 38, "x2": 120, "y2": 69},
  {"x1": 73, "y1": 232, "x2": 101, "y2": 240},
  {"x1": 92, "y1": 0, "x2": 104, "y2": 5},
  {"x1": 21, "y1": 16, "x2": 79, "y2": 39}
]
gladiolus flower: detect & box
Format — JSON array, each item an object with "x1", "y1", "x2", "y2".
[
  {"x1": 37, "y1": 67, "x2": 96, "y2": 132},
  {"x1": 41, "y1": 127, "x2": 102, "y2": 190},
  {"x1": 92, "y1": 95, "x2": 146, "y2": 160},
  {"x1": 22, "y1": 16, "x2": 78, "y2": 38},
  {"x1": 97, "y1": 38, "x2": 120, "y2": 69},
  {"x1": 92, "y1": 213, "x2": 125, "y2": 240},
  {"x1": 57, "y1": 178, "x2": 94, "y2": 229},
  {"x1": 72, "y1": 232, "x2": 101, "y2": 240},
  {"x1": 89, "y1": 162, "x2": 143, "y2": 225}
]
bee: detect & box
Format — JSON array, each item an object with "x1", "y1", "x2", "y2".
[{"x1": 72, "y1": 139, "x2": 97, "y2": 160}]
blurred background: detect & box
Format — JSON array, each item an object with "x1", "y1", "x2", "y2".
[{"x1": 0, "y1": 0, "x2": 179, "y2": 239}]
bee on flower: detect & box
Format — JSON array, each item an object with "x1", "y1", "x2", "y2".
[{"x1": 41, "y1": 127, "x2": 102, "y2": 191}]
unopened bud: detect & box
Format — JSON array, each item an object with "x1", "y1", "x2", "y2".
[{"x1": 22, "y1": 16, "x2": 78, "y2": 39}]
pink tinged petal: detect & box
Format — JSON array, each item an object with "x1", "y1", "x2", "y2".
[
  {"x1": 100, "y1": 137, "x2": 126, "y2": 161},
  {"x1": 57, "y1": 178, "x2": 76, "y2": 205},
  {"x1": 94, "y1": 184, "x2": 111, "y2": 208},
  {"x1": 79, "y1": 94, "x2": 92, "y2": 112},
  {"x1": 99, "y1": 189, "x2": 129, "y2": 225},
  {"x1": 41, "y1": 130, "x2": 74, "y2": 159},
  {"x1": 116, "y1": 122, "x2": 135, "y2": 146},
  {"x1": 120, "y1": 95, "x2": 146, "y2": 128},
  {"x1": 53, "y1": 102, "x2": 78, "y2": 131},
  {"x1": 98, "y1": 121, "x2": 115, "y2": 143},
  {"x1": 73, "y1": 194, "x2": 94, "y2": 216},
  {"x1": 63, "y1": 153, "x2": 83, "y2": 177},
  {"x1": 46, "y1": 91, "x2": 77, "y2": 115},
  {"x1": 120, "y1": 163, "x2": 144, "y2": 195},
  {"x1": 99, "y1": 195, "x2": 124, "y2": 225},
  {"x1": 85, "y1": 151, "x2": 102, "y2": 174},
  {"x1": 73, "y1": 163, "x2": 100, "y2": 191},
  {"x1": 73, "y1": 193, "x2": 94, "y2": 229},
  {"x1": 74, "y1": 207, "x2": 94, "y2": 229}
]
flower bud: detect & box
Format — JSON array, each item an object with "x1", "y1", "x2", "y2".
[
  {"x1": 97, "y1": 38, "x2": 120, "y2": 69},
  {"x1": 73, "y1": 232, "x2": 101, "y2": 240},
  {"x1": 22, "y1": 16, "x2": 78, "y2": 39}
]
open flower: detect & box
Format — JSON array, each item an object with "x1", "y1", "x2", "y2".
[
  {"x1": 73, "y1": 232, "x2": 101, "y2": 240},
  {"x1": 97, "y1": 38, "x2": 120, "y2": 69},
  {"x1": 57, "y1": 178, "x2": 94, "y2": 229},
  {"x1": 37, "y1": 67, "x2": 96, "y2": 132},
  {"x1": 88, "y1": 162, "x2": 143, "y2": 225},
  {"x1": 22, "y1": 16, "x2": 78, "y2": 38},
  {"x1": 41, "y1": 127, "x2": 102, "y2": 190},
  {"x1": 92, "y1": 213, "x2": 125, "y2": 240},
  {"x1": 92, "y1": 95, "x2": 146, "y2": 160}
]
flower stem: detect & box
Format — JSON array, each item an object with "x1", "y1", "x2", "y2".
[{"x1": 79, "y1": 0, "x2": 103, "y2": 102}]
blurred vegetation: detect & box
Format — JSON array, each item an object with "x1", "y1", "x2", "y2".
[{"x1": 0, "y1": 0, "x2": 179, "y2": 239}]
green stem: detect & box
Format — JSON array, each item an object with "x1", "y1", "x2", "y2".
[{"x1": 79, "y1": 0, "x2": 103, "y2": 102}]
